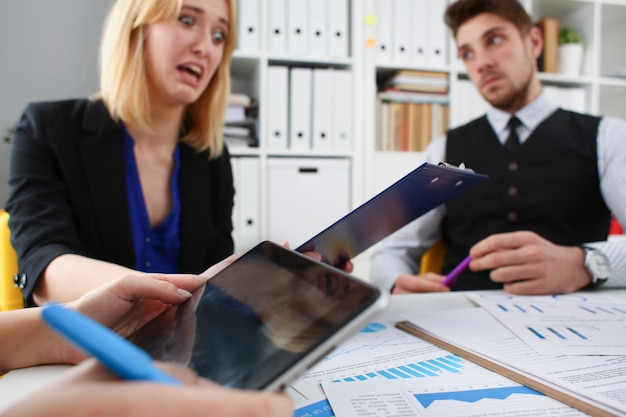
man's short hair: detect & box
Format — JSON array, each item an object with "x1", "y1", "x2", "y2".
[{"x1": 444, "y1": 0, "x2": 532, "y2": 37}]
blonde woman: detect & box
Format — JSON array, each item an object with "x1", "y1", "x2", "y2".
[{"x1": 6, "y1": 0, "x2": 238, "y2": 306}]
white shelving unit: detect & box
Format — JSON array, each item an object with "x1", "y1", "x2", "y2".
[{"x1": 228, "y1": 0, "x2": 367, "y2": 255}]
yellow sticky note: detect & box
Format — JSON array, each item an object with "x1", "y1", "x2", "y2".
[{"x1": 364, "y1": 15, "x2": 377, "y2": 26}]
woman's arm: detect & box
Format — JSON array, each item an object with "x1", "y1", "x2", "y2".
[
  {"x1": 34, "y1": 254, "x2": 141, "y2": 305},
  {"x1": 0, "y1": 273, "x2": 207, "y2": 374},
  {"x1": 2, "y1": 361, "x2": 293, "y2": 417}
]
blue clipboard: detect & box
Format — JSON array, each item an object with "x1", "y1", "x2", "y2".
[{"x1": 296, "y1": 162, "x2": 488, "y2": 266}]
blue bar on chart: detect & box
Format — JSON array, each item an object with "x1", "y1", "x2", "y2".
[
  {"x1": 513, "y1": 304, "x2": 526, "y2": 313},
  {"x1": 567, "y1": 327, "x2": 588, "y2": 340},
  {"x1": 530, "y1": 304, "x2": 544, "y2": 313},
  {"x1": 596, "y1": 307, "x2": 614, "y2": 315},
  {"x1": 527, "y1": 327, "x2": 545, "y2": 339},
  {"x1": 547, "y1": 327, "x2": 566, "y2": 340},
  {"x1": 330, "y1": 355, "x2": 464, "y2": 383}
]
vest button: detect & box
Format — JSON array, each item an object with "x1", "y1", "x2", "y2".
[
  {"x1": 508, "y1": 186, "x2": 518, "y2": 196},
  {"x1": 508, "y1": 162, "x2": 519, "y2": 171},
  {"x1": 508, "y1": 211, "x2": 518, "y2": 222}
]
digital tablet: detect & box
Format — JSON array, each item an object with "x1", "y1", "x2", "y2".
[
  {"x1": 296, "y1": 162, "x2": 488, "y2": 266},
  {"x1": 135, "y1": 241, "x2": 388, "y2": 391}
]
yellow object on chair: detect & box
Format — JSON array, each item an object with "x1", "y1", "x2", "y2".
[
  {"x1": 1, "y1": 209, "x2": 23, "y2": 311},
  {"x1": 418, "y1": 239, "x2": 446, "y2": 275}
]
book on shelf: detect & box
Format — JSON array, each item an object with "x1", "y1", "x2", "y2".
[
  {"x1": 227, "y1": 93, "x2": 252, "y2": 107},
  {"x1": 377, "y1": 99, "x2": 449, "y2": 152},
  {"x1": 378, "y1": 90, "x2": 449, "y2": 104},
  {"x1": 384, "y1": 69, "x2": 449, "y2": 94},
  {"x1": 223, "y1": 93, "x2": 258, "y2": 148},
  {"x1": 536, "y1": 17, "x2": 559, "y2": 73}
]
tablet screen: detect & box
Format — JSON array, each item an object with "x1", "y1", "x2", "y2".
[{"x1": 134, "y1": 241, "x2": 384, "y2": 390}]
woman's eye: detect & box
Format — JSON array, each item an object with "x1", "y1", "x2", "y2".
[
  {"x1": 180, "y1": 16, "x2": 194, "y2": 26},
  {"x1": 212, "y1": 31, "x2": 226, "y2": 43}
]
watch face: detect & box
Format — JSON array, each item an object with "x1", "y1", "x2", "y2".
[{"x1": 588, "y1": 251, "x2": 610, "y2": 279}]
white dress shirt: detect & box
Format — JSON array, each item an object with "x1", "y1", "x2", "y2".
[{"x1": 370, "y1": 91, "x2": 626, "y2": 290}]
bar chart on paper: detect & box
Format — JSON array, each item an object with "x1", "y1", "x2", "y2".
[
  {"x1": 330, "y1": 354, "x2": 465, "y2": 383},
  {"x1": 466, "y1": 291, "x2": 626, "y2": 355},
  {"x1": 290, "y1": 312, "x2": 464, "y2": 414}
]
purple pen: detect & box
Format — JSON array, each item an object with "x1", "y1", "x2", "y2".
[{"x1": 441, "y1": 255, "x2": 472, "y2": 286}]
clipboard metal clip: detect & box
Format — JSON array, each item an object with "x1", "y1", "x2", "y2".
[{"x1": 438, "y1": 161, "x2": 475, "y2": 173}]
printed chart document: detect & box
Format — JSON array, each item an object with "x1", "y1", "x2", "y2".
[
  {"x1": 289, "y1": 310, "x2": 585, "y2": 417},
  {"x1": 322, "y1": 372, "x2": 585, "y2": 417},
  {"x1": 290, "y1": 311, "x2": 429, "y2": 417},
  {"x1": 465, "y1": 291, "x2": 626, "y2": 356},
  {"x1": 397, "y1": 307, "x2": 626, "y2": 417}
]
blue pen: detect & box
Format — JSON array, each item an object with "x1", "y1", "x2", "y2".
[
  {"x1": 42, "y1": 303, "x2": 181, "y2": 386},
  {"x1": 441, "y1": 255, "x2": 472, "y2": 287}
]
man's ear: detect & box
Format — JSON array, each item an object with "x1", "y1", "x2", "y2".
[{"x1": 527, "y1": 25, "x2": 544, "y2": 60}]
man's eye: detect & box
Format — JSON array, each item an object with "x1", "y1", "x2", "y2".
[
  {"x1": 461, "y1": 50, "x2": 474, "y2": 61},
  {"x1": 180, "y1": 16, "x2": 194, "y2": 26},
  {"x1": 490, "y1": 35, "x2": 502, "y2": 45}
]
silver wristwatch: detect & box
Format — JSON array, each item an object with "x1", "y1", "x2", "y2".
[{"x1": 582, "y1": 246, "x2": 610, "y2": 285}]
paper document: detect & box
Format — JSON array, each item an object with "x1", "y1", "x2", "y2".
[
  {"x1": 399, "y1": 307, "x2": 626, "y2": 417},
  {"x1": 466, "y1": 291, "x2": 626, "y2": 355},
  {"x1": 290, "y1": 311, "x2": 434, "y2": 416},
  {"x1": 290, "y1": 309, "x2": 587, "y2": 417}
]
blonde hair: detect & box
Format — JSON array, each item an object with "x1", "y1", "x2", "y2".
[{"x1": 97, "y1": 0, "x2": 237, "y2": 158}]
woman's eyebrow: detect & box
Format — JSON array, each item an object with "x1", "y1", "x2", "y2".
[{"x1": 181, "y1": 5, "x2": 230, "y2": 29}]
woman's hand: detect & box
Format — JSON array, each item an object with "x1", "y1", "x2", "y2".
[{"x1": 2, "y1": 360, "x2": 293, "y2": 417}]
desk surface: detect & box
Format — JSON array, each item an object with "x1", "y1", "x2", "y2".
[{"x1": 1, "y1": 289, "x2": 625, "y2": 412}]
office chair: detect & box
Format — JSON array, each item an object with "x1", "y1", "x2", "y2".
[
  {"x1": 418, "y1": 239, "x2": 446, "y2": 275},
  {"x1": 0, "y1": 209, "x2": 23, "y2": 311}
]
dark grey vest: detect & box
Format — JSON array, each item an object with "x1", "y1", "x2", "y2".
[{"x1": 443, "y1": 109, "x2": 610, "y2": 290}]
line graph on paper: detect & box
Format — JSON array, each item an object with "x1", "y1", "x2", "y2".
[{"x1": 406, "y1": 384, "x2": 585, "y2": 416}]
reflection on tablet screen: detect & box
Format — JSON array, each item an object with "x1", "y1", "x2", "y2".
[{"x1": 135, "y1": 241, "x2": 381, "y2": 390}]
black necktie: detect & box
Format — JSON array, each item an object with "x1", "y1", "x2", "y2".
[{"x1": 506, "y1": 116, "x2": 521, "y2": 152}]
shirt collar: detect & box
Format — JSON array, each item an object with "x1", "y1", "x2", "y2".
[{"x1": 486, "y1": 90, "x2": 560, "y2": 144}]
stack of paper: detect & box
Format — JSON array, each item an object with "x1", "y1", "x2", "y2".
[{"x1": 397, "y1": 291, "x2": 626, "y2": 417}]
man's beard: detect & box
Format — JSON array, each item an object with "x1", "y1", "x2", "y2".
[{"x1": 483, "y1": 67, "x2": 534, "y2": 112}]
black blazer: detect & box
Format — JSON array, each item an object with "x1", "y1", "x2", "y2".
[{"x1": 6, "y1": 99, "x2": 235, "y2": 305}]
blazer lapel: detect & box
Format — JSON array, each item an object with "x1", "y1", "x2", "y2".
[
  {"x1": 179, "y1": 145, "x2": 212, "y2": 273},
  {"x1": 78, "y1": 101, "x2": 135, "y2": 267}
]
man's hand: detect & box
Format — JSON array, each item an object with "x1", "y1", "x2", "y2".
[
  {"x1": 392, "y1": 272, "x2": 451, "y2": 294},
  {"x1": 470, "y1": 231, "x2": 591, "y2": 294}
]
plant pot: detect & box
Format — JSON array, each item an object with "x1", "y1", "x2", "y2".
[{"x1": 558, "y1": 43, "x2": 584, "y2": 76}]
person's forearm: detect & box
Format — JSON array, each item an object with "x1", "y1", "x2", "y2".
[
  {"x1": 34, "y1": 254, "x2": 142, "y2": 304},
  {"x1": 0, "y1": 308, "x2": 69, "y2": 374}
]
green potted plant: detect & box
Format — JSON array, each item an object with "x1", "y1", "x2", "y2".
[
  {"x1": 558, "y1": 27, "x2": 584, "y2": 76},
  {"x1": 3, "y1": 124, "x2": 16, "y2": 144}
]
